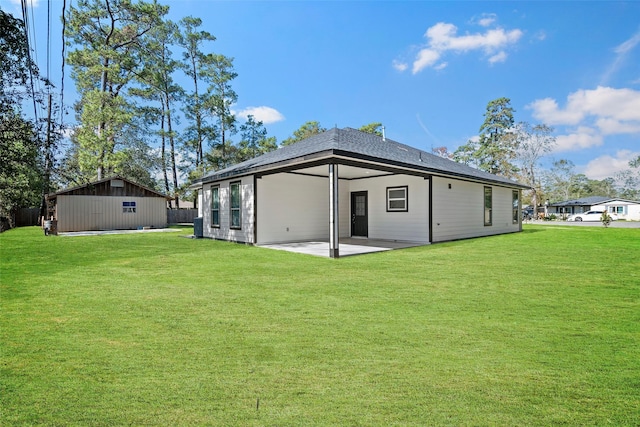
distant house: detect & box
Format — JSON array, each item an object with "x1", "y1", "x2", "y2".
[
  {"x1": 548, "y1": 196, "x2": 611, "y2": 216},
  {"x1": 190, "y1": 127, "x2": 529, "y2": 258},
  {"x1": 549, "y1": 196, "x2": 640, "y2": 220},
  {"x1": 592, "y1": 198, "x2": 640, "y2": 221},
  {"x1": 46, "y1": 177, "x2": 170, "y2": 232}
]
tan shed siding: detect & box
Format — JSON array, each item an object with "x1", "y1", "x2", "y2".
[
  {"x1": 256, "y1": 173, "x2": 328, "y2": 244},
  {"x1": 56, "y1": 195, "x2": 167, "y2": 232},
  {"x1": 203, "y1": 176, "x2": 255, "y2": 243},
  {"x1": 348, "y1": 175, "x2": 429, "y2": 242},
  {"x1": 431, "y1": 177, "x2": 520, "y2": 242}
]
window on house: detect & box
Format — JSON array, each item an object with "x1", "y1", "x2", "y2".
[
  {"x1": 387, "y1": 186, "x2": 408, "y2": 212},
  {"x1": 512, "y1": 190, "x2": 519, "y2": 223},
  {"x1": 230, "y1": 181, "x2": 241, "y2": 229},
  {"x1": 123, "y1": 201, "x2": 136, "y2": 213},
  {"x1": 484, "y1": 187, "x2": 492, "y2": 226},
  {"x1": 211, "y1": 186, "x2": 219, "y2": 227},
  {"x1": 608, "y1": 206, "x2": 625, "y2": 215}
]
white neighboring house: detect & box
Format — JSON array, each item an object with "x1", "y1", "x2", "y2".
[
  {"x1": 592, "y1": 199, "x2": 640, "y2": 221},
  {"x1": 190, "y1": 127, "x2": 529, "y2": 258}
]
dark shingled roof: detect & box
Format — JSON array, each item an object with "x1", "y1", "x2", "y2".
[
  {"x1": 194, "y1": 127, "x2": 528, "y2": 189},
  {"x1": 550, "y1": 196, "x2": 615, "y2": 206}
]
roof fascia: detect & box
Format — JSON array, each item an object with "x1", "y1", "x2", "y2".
[
  {"x1": 197, "y1": 148, "x2": 529, "y2": 190},
  {"x1": 330, "y1": 149, "x2": 529, "y2": 189},
  {"x1": 256, "y1": 156, "x2": 432, "y2": 179}
]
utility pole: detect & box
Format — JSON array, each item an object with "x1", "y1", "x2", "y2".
[{"x1": 39, "y1": 93, "x2": 54, "y2": 223}]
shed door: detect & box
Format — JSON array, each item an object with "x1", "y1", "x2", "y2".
[{"x1": 351, "y1": 191, "x2": 368, "y2": 237}]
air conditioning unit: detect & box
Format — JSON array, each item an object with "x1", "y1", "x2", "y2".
[{"x1": 193, "y1": 217, "x2": 203, "y2": 238}]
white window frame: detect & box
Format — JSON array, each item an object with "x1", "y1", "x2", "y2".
[
  {"x1": 211, "y1": 186, "x2": 220, "y2": 228},
  {"x1": 484, "y1": 187, "x2": 492, "y2": 226},
  {"x1": 386, "y1": 186, "x2": 408, "y2": 212},
  {"x1": 230, "y1": 181, "x2": 241, "y2": 229},
  {"x1": 512, "y1": 190, "x2": 519, "y2": 224}
]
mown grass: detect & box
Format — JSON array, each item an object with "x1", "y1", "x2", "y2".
[{"x1": 1, "y1": 225, "x2": 638, "y2": 426}]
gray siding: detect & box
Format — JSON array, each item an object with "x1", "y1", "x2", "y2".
[
  {"x1": 347, "y1": 175, "x2": 429, "y2": 242},
  {"x1": 203, "y1": 176, "x2": 255, "y2": 243},
  {"x1": 431, "y1": 176, "x2": 520, "y2": 242},
  {"x1": 256, "y1": 173, "x2": 328, "y2": 244}
]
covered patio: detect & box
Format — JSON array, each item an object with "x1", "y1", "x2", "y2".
[{"x1": 259, "y1": 238, "x2": 428, "y2": 258}]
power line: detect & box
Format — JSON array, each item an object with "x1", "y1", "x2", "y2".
[
  {"x1": 21, "y1": 0, "x2": 39, "y2": 124},
  {"x1": 47, "y1": 0, "x2": 51, "y2": 85}
]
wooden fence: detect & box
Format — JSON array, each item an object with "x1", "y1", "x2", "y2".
[
  {"x1": 16, "y1": 208, "x2": 40, "y2": 227},
  {"x1": 167, "y1": 209, "x2": 198, "y2": 224}
]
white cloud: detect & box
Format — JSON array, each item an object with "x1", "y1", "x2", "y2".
[
  {"x1": 236, "y1": 106, "x2": 285, "y2": 124},
  {"x1": 412, "y1": 49, "x2": 442, "y2": 74},
  {"x1": 399, "y1": 18, "x2": 523, "y2": 74},
  {"x1": 601, "y1": 29, "x2": 640, "y2": 85},
  {"x1": 392, "y1": 60, "x2": 408, "y2": 72},
  {"x1": 426, "y1": 23, "x2": 522, "y2": 53},
  {"x1": 530, "y1": 86, "x2": 640, "y2": 166},
  {"x1": 595, "y1": 117, "x2": 640, "y2": 135},
  {"x1": 488, "y1": 51, "x2": 507, "y2": 64},
  {"x1": 553, "y1": 127, "x2": 604, "y2": 152},
  {"x1": 533, "y1": 30, "x2": 547, "y2": 42},
  {"x1": 527, "y1": 97, "x2": 584, "y2": 126},
  {"x1": 433, "y1": 62, "x2": 448, "y2": 71},
  {"x1": 528, "y1": 86, "x2": 640, "y2": 134},
  {"x1": 614, "y1": 30, "x2": 640, "y2": 55},
  {"x1": 475, "y1": 13, "x2": 497, "y2": 28},
  {"x1": 583, "y1": 150, "x2": 640, "y2": 180}
]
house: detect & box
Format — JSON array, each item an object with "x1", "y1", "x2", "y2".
[
  {"x1": 592, "y1": 198, "x2": 640, "y2": 221},
  {"x1": 548, "y1": 196, "x2": 612, "y2": 217},
  {"x1": 190, "y1": 127, "x2": 529, "y2": 258},
  {"x1": 549, "y1": 196, "x2": 640, "y2": 220},
  {"x1": 46, "y1": 176, "x2": 170, "y2": 233}
]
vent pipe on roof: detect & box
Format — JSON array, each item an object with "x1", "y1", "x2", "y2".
[{"x1": 382, "y1": 126, "x2": 386, "y2": 141}]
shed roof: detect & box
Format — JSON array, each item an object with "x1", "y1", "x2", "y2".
[
  {"x1": 48, "y1": 176, "x2": 170, "y2": 199},
  {"x1": 193, "y1": 127, "x2": 528, "y2": 189}
]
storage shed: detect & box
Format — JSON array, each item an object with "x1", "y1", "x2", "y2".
[{"x1": 46, "y1": 177, "x2": 170, "y2": 233}]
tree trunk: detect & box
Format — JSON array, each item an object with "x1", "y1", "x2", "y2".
[
  {"x1": 160, "y1": 98, "x2": 170, "y2": 200},
  {"x1": 166, "y1": 94, "x2": 179, "y2": 209}
]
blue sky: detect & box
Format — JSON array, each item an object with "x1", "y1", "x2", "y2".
[{"x1": 6, "y1": 0, "x2": 640, "y2": 180}]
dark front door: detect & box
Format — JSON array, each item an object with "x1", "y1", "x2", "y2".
[{"x1": 351, "y1": 191, "x2": 368, "y2": 237}]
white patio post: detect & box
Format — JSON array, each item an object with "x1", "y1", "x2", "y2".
[{"x1": 329, "y1": 163, "x2": 339, "y2": 258}]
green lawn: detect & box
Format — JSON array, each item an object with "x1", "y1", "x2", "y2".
[{"x1": 1, "y1": 225, "x2": 639, "y2": 426}]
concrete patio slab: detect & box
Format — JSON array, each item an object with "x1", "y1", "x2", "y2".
[{"x1": 259, "y1": 238, "x2": 428, "y2": 258}]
